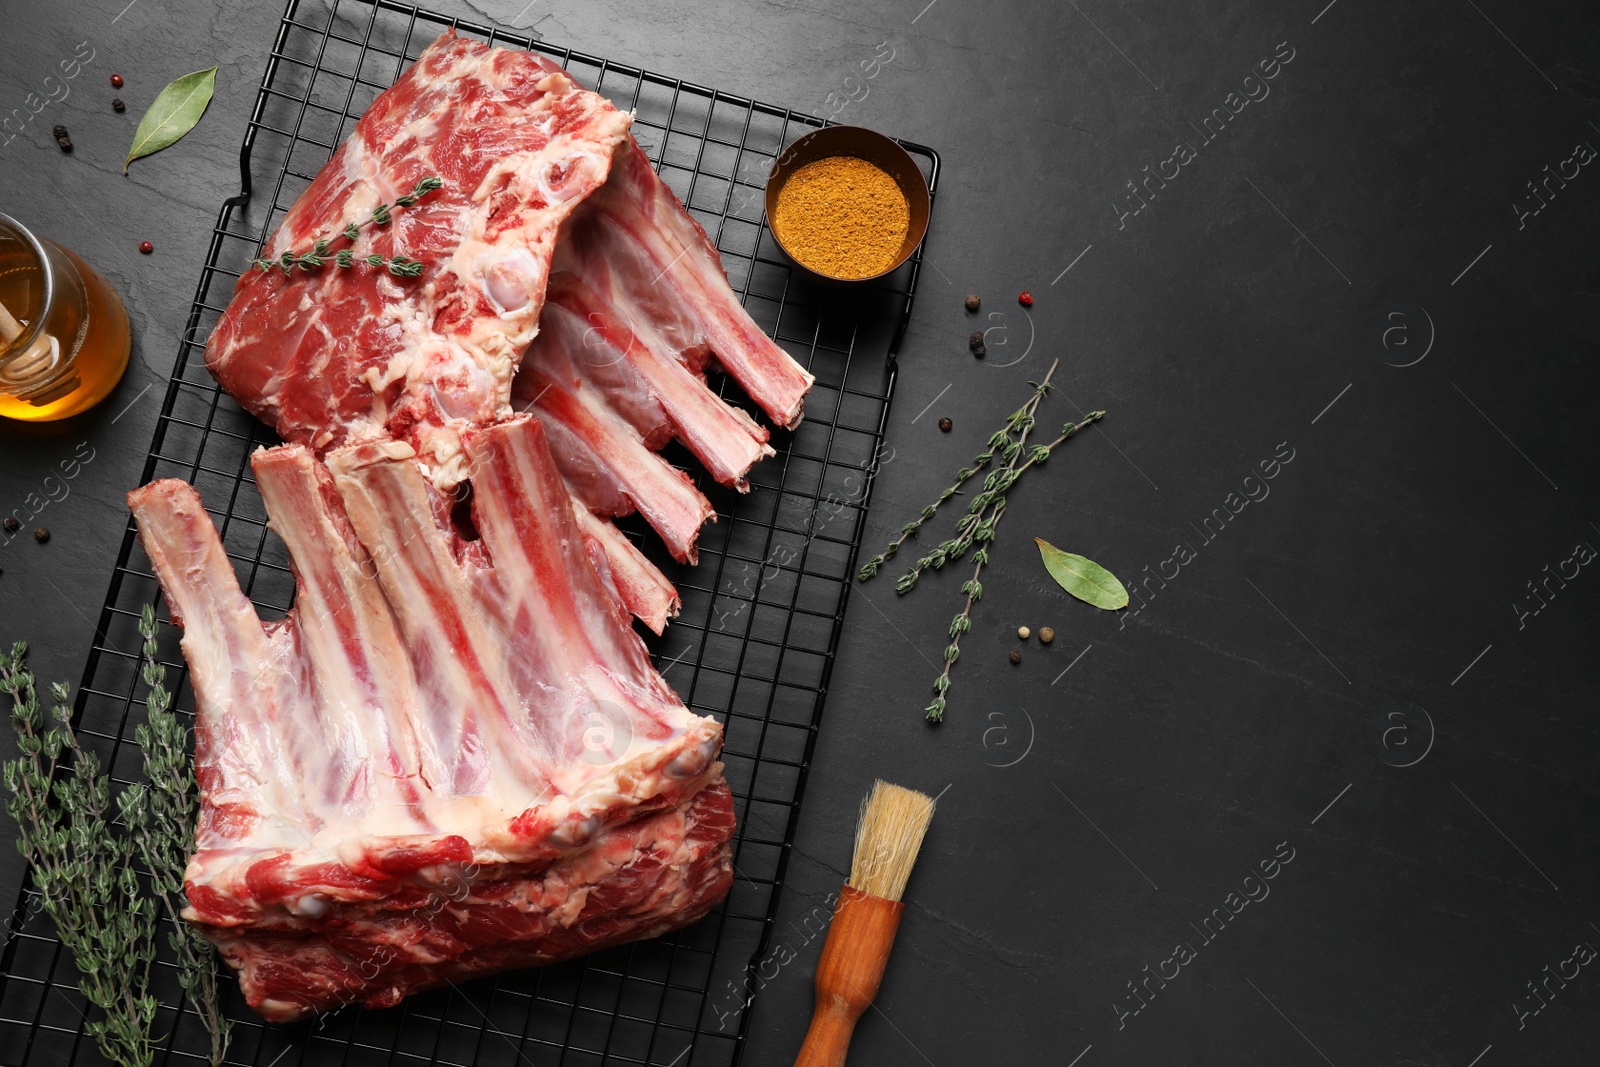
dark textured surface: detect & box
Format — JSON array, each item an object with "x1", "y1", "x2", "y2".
[{"x1": 2, "y1": 1, "x2": 1598, "y2": 1065}]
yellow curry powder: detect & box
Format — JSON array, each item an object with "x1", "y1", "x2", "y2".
[{"x1": 772, "y1": 156, "x2": 910, "y2": 279}]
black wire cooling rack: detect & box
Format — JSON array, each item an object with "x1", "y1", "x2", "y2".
[{"x1": 0, "y1": 1, "x2": 937, "y2": 1064}]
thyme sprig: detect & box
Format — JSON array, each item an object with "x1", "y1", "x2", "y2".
[
  {"x1": 118, "y1": 607, "x2": 231, "y2": 1067},
  {"x1": 921, "y1": 412, "x2": 1102, "y2": 722},
  {"x1": 896, "y1": 363, "x2": 1059, "y2": 593},
  {"x1": 855, "y1": 358, "x2": 1105, "y2": 722},
  {"x1": 925, "y1": 510, "x2": 989, "y2": 723},
  {"x1": 2, "y1": 644, "x2": 158, "y2": 1067},
  {"x1": 857, "y1": 367, "x2": 1058, "y2": 581},
  {"x1": 252, "y1": 174, "x2": 442, "y2": 277},
  {"x1": 903, "y1": 408, "x2": 1106, "y2": 595}
]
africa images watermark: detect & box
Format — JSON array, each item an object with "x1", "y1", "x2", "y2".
[
  {"x1": 0, "y1": 40, "x2": 96, "y2": 152},
  {"x1": 1511, "y1": 531, "x2": 1594, "y2": 631},
  {"x1": 1118, "y1": 440, "x2": 1297, "y2": 629},
  {"x1": 1372, "y1": 696, "x2": 1434, "y2": 769},
  {"x1": 710, "y1": 834, "x2": 906, "y2": 1031},
  {"x1": 1113, "y1": 840, "x2": 1297, "y2": 1031},
  {"x1": 2, "y1": 441, "x2": 97, "y2": 545},
  {"x1": 1512, "y1": 927, "x2": 1597, "y2": 1032},
  {"x1": 812, "y1": 40, "x2": 898, "y2": 124},
  {"x1": 1512, "y1": 132, "x2": 1595, "y2": 232},
  {"x1": 1111, "y1": 42, "x2": 1298, "y2": 231},
  {"x1": 981, "y1": 706, "x2": 1035, "y2": 768},
  {"x1": 728, "y1": 38, "x2": 901, "y2": 219},
  {"x1": 713, "y1": 441, "x2": 895, "y2": 632}
]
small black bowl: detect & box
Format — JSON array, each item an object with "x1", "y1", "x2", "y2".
[{"x1": 764, "y1": 125, "x2": 931, "y2": 283}]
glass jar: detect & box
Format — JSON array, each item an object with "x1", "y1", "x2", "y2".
[{"x1": 0, "y1": 212, "x2": 131, "y2": 421}]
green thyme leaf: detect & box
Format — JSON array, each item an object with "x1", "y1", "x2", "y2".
[
  {"x1": 126, "y1": 606, "x2": 231, "y2": 1065},
  {"x1": 855, "y1": 357, "x2": 1106, "y2": 722},
  {"x1": 258, "y1": 180, "x2": 442, "y2": 277},
  {"x1": 2, "y1": 644, "x2": 158, "y2": 1066}
]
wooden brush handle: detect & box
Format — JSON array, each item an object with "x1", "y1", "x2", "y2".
[{"x1": 793, "y1": 887, "x2": 904, "y2": 1067}]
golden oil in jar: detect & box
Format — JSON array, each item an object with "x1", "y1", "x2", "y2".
[{"x1": 0, "y1": 212, "x2": 131, "y2": 422}]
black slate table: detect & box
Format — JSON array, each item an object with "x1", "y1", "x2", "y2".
[{"x1": 2, "y1": 1, "x2": 1597, "y2": 1064}]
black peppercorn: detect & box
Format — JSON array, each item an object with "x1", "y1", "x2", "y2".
[
  {"x1": 2, "y1": 517, "x2": 17, "y2": 533},
  {"x1": 113, "y1": 98, "x2": 126, "y2": 112},
  {"x1": 33, "y1": 527, "x2": 50, "y2": 543},
  {"x1": 964, "y1": 293, "x2": 980, "y2": 312},
  {"x1": 938, "y1": 417, "x2": 952, "y2": 432},
  {"x1": 56, "y1": 136, "x2": 72, "y2": 153},
  {"x1": 1009, "y1": 649, "x2": 1022, "y2": 665},
  {"x1": 972, "y1": 343, "x2": 986, "y2": 359},
  {"x1": 52, "y1": 125, "x2": 67, "y2": 138},
  {"x1": 968, "y1": 330, "x2": 984, "y2": 351}
]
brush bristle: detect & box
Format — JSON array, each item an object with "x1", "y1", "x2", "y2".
[{"x1": 847, "y1": 780, "x2": 936, "y2": 902}]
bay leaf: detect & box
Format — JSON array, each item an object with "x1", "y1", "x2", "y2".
[
  {"x1": 1035, "y1": 538, "x2": 1128, "y2": 610},
  {"x1": 124, "y1": 66, "x2": 217, "y2": 174}
]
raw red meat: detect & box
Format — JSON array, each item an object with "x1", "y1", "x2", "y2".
[
  {"x1": 553, "y1": 138, "x2": 814, "y2": 432},
  {"x1": 576, "y1": 505, "x2": 681, "y2": 634},
  {"x1": 206, "y1": 31, "x2": 816, "y2": 605},
  {"x1": 128, "y1": 416, "x2": 734, "y2": 1021},
  {"x1": 519, "y1": 344, "x2": 716, "y2": 563},
  {"x1": 517, "y1": 270, "x2": 774, "y2": 495},
  {"x1": 204, "y1": 31, "x2": 633, "y2": 485},
  {"x1": 512, "y1": 137, "x2": 832, "y2": 564},
  {"x1": 160, "y1": 30, "x2": 828, "y2": 1016}
]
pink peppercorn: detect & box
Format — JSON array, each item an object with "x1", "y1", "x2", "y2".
[
  {"x1": 1018, "y1": 290, "x2": 1033, "y2": 307},
  {"x1": 111, "y1": 74, "x2": 124, "y2": 88}
]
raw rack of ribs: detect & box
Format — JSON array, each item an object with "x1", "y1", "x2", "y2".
[
  {"x1": 205, "y1": 30, "x2": 634, "y2": 483},
  {"x1": 128, "y1": 416, "x2": 735, "y2": 1022},
  {"x1": 134, "y1": 28, "x2": 822, "y2": 1020},
  {"x1": 205, "y1": 30, "x2": 814, "y2": 628}
]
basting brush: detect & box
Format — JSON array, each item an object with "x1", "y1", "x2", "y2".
[{"x1": 793, "y1": 780, "x2": 937, "y2": 1067}]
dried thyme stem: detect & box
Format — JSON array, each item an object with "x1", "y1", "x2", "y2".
[
  {"x1": 857, "y1": 358, "x2": 1062, "y2": 582},
  {"x1": 252, "y1": 174, "x2": 442, "y2": 277},
  {"x1": 2, "y1": 644, "x2": 158, "y2": 1067},
  {"x1": 925, "y1": 495, "x2": 1004, "y2": 723},
  {"x1": 856, "y1": 355, "x2": 1106, "y2": 722},
  {"x1": 964, "y1": 408, "x2": 1107, "y2": 534},
  {"x1": 894, "y1": 360, "x2": 1066, "y2": 593},
  {"x1": 922, "y1": 411, "x2": 1105, "y2": 721},
  {"x1": 119, "y1": 606, "x2": 231, "y2": 1067},
  {"x1": 924, "y1": 411, "x2": 1105, "y2": 581}
]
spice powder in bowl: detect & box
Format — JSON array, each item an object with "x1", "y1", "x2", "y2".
[{"x1": 772, "y1": 155, "x2": 910, "y2": 280}]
